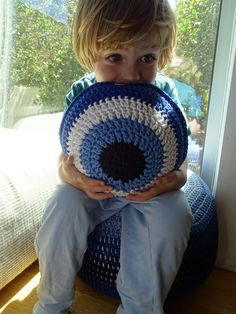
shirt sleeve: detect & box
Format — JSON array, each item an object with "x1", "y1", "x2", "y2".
[{"x1": 65, "y1": 72, "x2": 96, "y2": 110}]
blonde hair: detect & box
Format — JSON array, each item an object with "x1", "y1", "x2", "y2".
[{"x1": 72, "y1": 0, "x2": 176, "y2": 70}]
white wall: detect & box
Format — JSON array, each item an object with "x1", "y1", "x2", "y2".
[{"x1": 202, "y1": 0, "x2": 236, "y2": 271}]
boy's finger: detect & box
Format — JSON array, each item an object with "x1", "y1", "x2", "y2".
[
  {"x1": 90, "y1": 185, "x2": 114, "y2": 193},
  {"x1": 88, "y1": 191, "x2": 114, "y2": 200}
]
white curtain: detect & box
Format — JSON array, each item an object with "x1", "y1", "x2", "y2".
[{"x1": 0, "y1": 0, "x2": 13, "y2": 127}]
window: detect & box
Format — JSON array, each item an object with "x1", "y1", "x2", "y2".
[
  {"x1": 166, "y1": 0, "x2": 222, "y2": 174},
  {"x1": 201, "y1": 0, "x2": 236, "y2": 189},
  {"x1": 0, "y1": 0, "x2": 82, "y2": 128},
  {"x1": 0, "y1": 0, "x2": 222, "y2": 175}
]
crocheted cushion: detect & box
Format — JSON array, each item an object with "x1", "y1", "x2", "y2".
[
  {"x1": 79, "y1": 170, "x2": 218, "y2": 299},
  {"x1": 59, "y1": 82, "x2": 188, "y2": 196}
]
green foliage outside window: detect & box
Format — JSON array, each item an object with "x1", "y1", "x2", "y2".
[
  {"x1": 11, "y1": 0, "x2": 85, "y2": 113},
  {"x1": 11, "y1": 0, "x2": 220, "y2": 120},
  {"x1": 166, "y1": 0, "x2": 220, "y2": 124}
]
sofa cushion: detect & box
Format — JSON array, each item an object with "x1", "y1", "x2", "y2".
[{"x1": 0, "y1": 128, "x2": 60, "y2": 289}]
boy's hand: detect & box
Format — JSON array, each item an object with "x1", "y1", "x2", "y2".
[
  {"x1": 58, "y1": 152, "x2": 114, "y2": 200},
  {"x1": 126, "y1": 159, "x2": 188, "y2": 202}
]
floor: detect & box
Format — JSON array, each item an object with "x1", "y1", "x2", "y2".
[{"x1": 1, "y1": 262, "x2": 236, "y2": 314}]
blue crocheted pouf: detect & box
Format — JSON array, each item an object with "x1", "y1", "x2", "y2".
[
  {"x1": 79, "y1": 170, "x2": 218, "y2": 300},
  {"x1": 59, "y1": 82, "x2": 188, "y2": 196}
]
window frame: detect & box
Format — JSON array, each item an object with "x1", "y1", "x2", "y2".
[{"x1": 201, "y1": 0, "x2": 236, "y2": 193}]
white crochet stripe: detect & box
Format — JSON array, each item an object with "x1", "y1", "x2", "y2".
[{"x1": 67, "y1": 96, "x2": 178, "y2": 177}]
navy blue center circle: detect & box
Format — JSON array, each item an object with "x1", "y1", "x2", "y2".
[{"x1": 99, "y1": 141, "x2": 146, "y2": 182}]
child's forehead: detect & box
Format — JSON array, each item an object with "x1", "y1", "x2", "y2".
[{"x1": 102, "y1": 41, "x2": 160, "y2": 52}]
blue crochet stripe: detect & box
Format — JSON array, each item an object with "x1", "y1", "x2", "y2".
[
  {"x1": 59, "y1": 82, "x2": 188, "y2": 168},
  {"x1": 154, "y1": 93, "x2": 189, "y2": 168},
  {"x1": 79, "y1": 118, "x2": 164, "y2": 192}
]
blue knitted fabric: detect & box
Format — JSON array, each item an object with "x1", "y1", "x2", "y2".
[
  {"x1": 78, "y1": 170, "x2": 218, "y2": 300},
  {"x1": 60, "y1": 82, "x2": 188, "y2": 196}
]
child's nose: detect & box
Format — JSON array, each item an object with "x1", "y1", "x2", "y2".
[{"x1": 121, "y1": 64, "x2": 141, "y2": 83}]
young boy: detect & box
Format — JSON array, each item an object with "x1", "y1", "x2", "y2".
[{"x1": 33, "y1": 0, "x2": 193, "y2": 313}]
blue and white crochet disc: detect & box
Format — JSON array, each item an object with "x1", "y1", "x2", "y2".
[{"x1": 59, "y1": 82, "x2": 188, "y2": 196}]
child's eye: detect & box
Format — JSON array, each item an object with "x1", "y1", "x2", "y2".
[
  {"x1": 106, "y1": 54, "x2": 123, "y2": 63},
  {"x1": 140, "y1": 54, "x2": 157, "y2": 64}
]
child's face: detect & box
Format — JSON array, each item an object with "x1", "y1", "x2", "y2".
[{"x1": 93, "y1": 42, "x2": 160, "y2": 84}]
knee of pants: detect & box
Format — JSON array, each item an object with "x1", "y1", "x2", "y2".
[
  {"x1": 144, "y1": 190, "x2": 193, "y2": 249},
  {"x1": 35, "y1": 184, "x2": 96, "y2": 255},
  {"x1": 42, "y1": 183, "x2": 97, "y2": 224}
]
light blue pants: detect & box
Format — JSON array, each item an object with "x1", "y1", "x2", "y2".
[{"x1": 33, "y1": 183, "x2": 193, "y2": 314}]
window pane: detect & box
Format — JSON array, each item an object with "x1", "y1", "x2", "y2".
[
  {"x1": 166, "y1": 0, "x2": 222, "y2": 173},
  {"x1": 1, "y1": 0, "x2": 85, "y2": 128}
]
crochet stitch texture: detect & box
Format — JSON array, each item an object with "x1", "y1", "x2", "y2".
[{"x1": 59, "y1": 82, "x2": 188, "y2": 196}]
